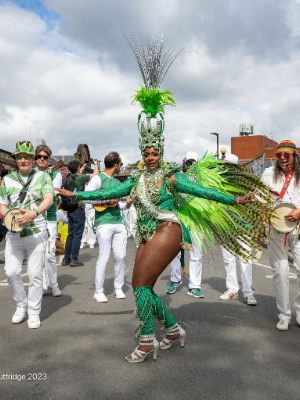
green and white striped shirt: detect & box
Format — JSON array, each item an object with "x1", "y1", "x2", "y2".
[{"x1": 0, "y1": 170, "x2": 53, "y2": 236}]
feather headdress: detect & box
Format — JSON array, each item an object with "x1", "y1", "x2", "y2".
[{"x1": 128, "y1": 35, "x2": 182, "y2": 156}]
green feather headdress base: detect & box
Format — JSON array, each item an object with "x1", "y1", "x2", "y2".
[{"x1": 132, "y1": 86, "x2": 175, "y2": 117}]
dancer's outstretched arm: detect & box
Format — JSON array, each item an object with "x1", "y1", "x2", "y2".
[
  {"x1": 59, "y1": 178, "x2": 133, "y2": 201},
  {"x1": 172, "y1": 173, "x2": 253, "y2": 205}
]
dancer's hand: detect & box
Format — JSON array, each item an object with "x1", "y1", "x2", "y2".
[
  {"x1": 235, "y1": 192, "x2": 255, "y2": 204},
  {"x1": 58, "y1": 188, "x2": 74, "y2": 197},
  {"x1": 107, "y1": 199, "x2": 118, "y2": 206},
  {"x1": 285, "y1": 208, "x2": 300, "y2": 222}
]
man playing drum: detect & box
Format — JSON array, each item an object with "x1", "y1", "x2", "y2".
[
  {"x1": 0, "y1": 141, "x2": 53, "y2": 329},
  {"x1": 262, "y1": 140, "x2": 300, "y2": 331}
]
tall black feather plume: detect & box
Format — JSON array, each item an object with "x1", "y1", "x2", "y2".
[{"x1": 127, "y1": 35, "x2": 183, "y2": 89}]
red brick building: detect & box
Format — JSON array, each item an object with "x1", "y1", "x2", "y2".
[{"x1": 231, "y1": 135, "x2": 300, "y2": 163}]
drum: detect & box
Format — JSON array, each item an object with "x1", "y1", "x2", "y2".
[
  {"x1": 3, "y1": 209, "x2": 23, "y2": 233},
  {"x1": 270, "y1": 202, "x2": 298, "y2": 233}
]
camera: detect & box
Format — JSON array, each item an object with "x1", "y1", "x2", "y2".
[{"x1": 84, "y1": 158, "x2": 98, "y2": 172}]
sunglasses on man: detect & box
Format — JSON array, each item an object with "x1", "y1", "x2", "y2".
[
  {"x1": 185, "y1": 159, "x2": 196, "y2": 166},
  {"x1": 36, "y1": 154, "x2": 49, "y2": 160},
  {"x1": 15, "y1": 154, "x2": 33, "y2": 160},
  {"x1": 275, "y1": 152, "x2": 294, "y2": 159}
]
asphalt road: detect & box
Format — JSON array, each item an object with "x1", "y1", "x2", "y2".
[{"x1": 0, "y1": 238, "x2": 299, "y2": 400}]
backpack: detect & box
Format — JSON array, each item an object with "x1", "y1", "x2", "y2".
[{"x1": 60, "y1": 174, "x2": 78, "y2": 212}]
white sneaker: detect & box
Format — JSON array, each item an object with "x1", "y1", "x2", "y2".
[
  {"x1": 115, "y1": 289, "x2": 126, "y2": 299},
  {"x1": 27, "y1": 315, "x2": 41, "y2": 329},
  {"x1": 89, "y1": 244, "x2": 95, "y2": 249},
  {"x1": 276, "y1": 320, "x2": 289, "y2": 331},
  {"x1": 296, "y1": 315, "x2": 300, "y2": 327},
  {"x1": 52, "y1": 287, "x2": 62, "y2": 297},
  {"x1": 244, "y1": 295, "x2": 257, "y2": 306},
  {"x1": 12, "y1": 307, "x2": 27, "y2": 324},
  {"x1": 220, "y1": 290, "x2": 238, "y2": 301},
  {"x1": 93, "y1": 292, "x2": 108, "y2": 303}
]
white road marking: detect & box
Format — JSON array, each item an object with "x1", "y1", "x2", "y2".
[
  {"x1": 0, "y1": 282, "x2": 29, "y2": 286},
  {"x1": 266, "y1": 274, "x2": 297, "y2": 280},
  {"x1": 254, "y1": 262, "x2": 272, "y2": 270},
  {"x1": 0, "y1": 273, "x2": 28, "y2": 284},
  {"x1": 252, "y1": 262, "x2": 297, "y2": 279}
]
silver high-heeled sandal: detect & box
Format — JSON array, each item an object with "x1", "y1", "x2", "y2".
[
  {"x1": 159, "y1": 324, "x2": 186, "y2": 350},
  {"x1": 125, "y1": 334, "x2": 159, "y2": 363}
]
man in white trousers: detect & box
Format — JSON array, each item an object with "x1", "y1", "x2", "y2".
[
  {"x1": 219, "y1": 153, "x2": 257, "y2": 306},
  {"x1": 85, "y1": 151, "x2": 128, "y2": 303},
  {"x1": 262, "y1": 139, "x2": 300, "y2": 331},
  {"x1": 35, "y1": 144, "x2": 62, "y2": 297},
  {"x1": 219, "y1": 246, "x2": 257, "y2": 305},
  {"x1": 166, "y1": 151, "x2": 204, "y2": 299},
  {"x1": 0, "y1": 141, "x2": 53, "y2": 329},
  {"x1": 80, "y1": 204, "x2": 96, "y2": 249}
]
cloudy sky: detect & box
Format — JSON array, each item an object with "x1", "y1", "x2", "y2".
[{"x1": 0, "y1": 0, "x2": 300, "y2": 163}]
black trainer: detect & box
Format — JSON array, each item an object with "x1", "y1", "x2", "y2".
[{"x1": 70, "y1": 260, "x2": 84, "y2": 267}]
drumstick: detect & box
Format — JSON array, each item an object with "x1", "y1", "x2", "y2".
[{"x1": 253, "y1": 193, "x2": 265, "y2": 203}]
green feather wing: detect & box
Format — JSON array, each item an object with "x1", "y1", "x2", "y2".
[{"x1": 176, "y1": 153, "x2": 274, "y2": 260}]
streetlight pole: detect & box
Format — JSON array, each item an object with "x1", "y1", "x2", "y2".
[{"x1": 210, "y1": 132, "x2": 219, "y2": 159}]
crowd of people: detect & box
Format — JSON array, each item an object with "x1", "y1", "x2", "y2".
[{"x1": 0, "y1": 138, "x2": 300, "y2": 363}]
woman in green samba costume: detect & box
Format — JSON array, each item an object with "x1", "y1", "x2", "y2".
[{"x1": 59, "y1": 37, "x2": 273, "y2": 363}]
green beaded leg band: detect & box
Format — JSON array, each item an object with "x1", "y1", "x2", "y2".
[
  {"x1": 151, "y1": 289, "x2": 177, "y2": 329},
  {"x1": 133, "y1": 286, "x2": 155, "y2": 335}
]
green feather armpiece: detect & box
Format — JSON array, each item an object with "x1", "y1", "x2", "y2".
[{"x1": 75, "y1": 178, "x2": 133, "y2": 201}]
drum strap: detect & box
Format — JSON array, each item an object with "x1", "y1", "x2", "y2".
[
  {"x1": 17, "y1": 171, "x2": 35, "y2": 206},
  {"x1": 279, "y1": 171, "x2": 294, "y2": 198},
  {"x1": 278, "y1": 171, "x2": 295, "y2": 246}
]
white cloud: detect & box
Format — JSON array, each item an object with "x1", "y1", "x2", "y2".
[
  {"x1": 0, "y1": 3, "x2": 138, "y2": 163},
  {"x1": 1, "y1": 0, "x2": 300, "y2": 164}
]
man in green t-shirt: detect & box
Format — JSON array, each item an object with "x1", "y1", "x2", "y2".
[
  {"x1": 85, "y1": 151, "x2": 129, "y2": 303},
  {"x1": 0, "y1": 141, "x2": 53, "y2": 329}
]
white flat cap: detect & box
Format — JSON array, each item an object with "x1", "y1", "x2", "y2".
[
  {"x1": 225, "y1": 153, "x2": 239, "y2": 164},
  {"x1": 185, "y1": 151, "x2": 199, "y2": 161}
]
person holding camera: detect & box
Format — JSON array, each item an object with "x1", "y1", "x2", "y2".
[
  {"x1": 61, "y1": 160, "x2": 99, "y2": 267},
  {"x1": 61, "y1": 160, "x2": 96, "y2": 267}
]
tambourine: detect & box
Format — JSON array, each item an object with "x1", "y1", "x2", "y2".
[
  {"x1": 270, "y1": 202, "x2": 298, "y2": 233},
  {"x1": 3, "y1": 209, "x2": 23, "y2": 232}
]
